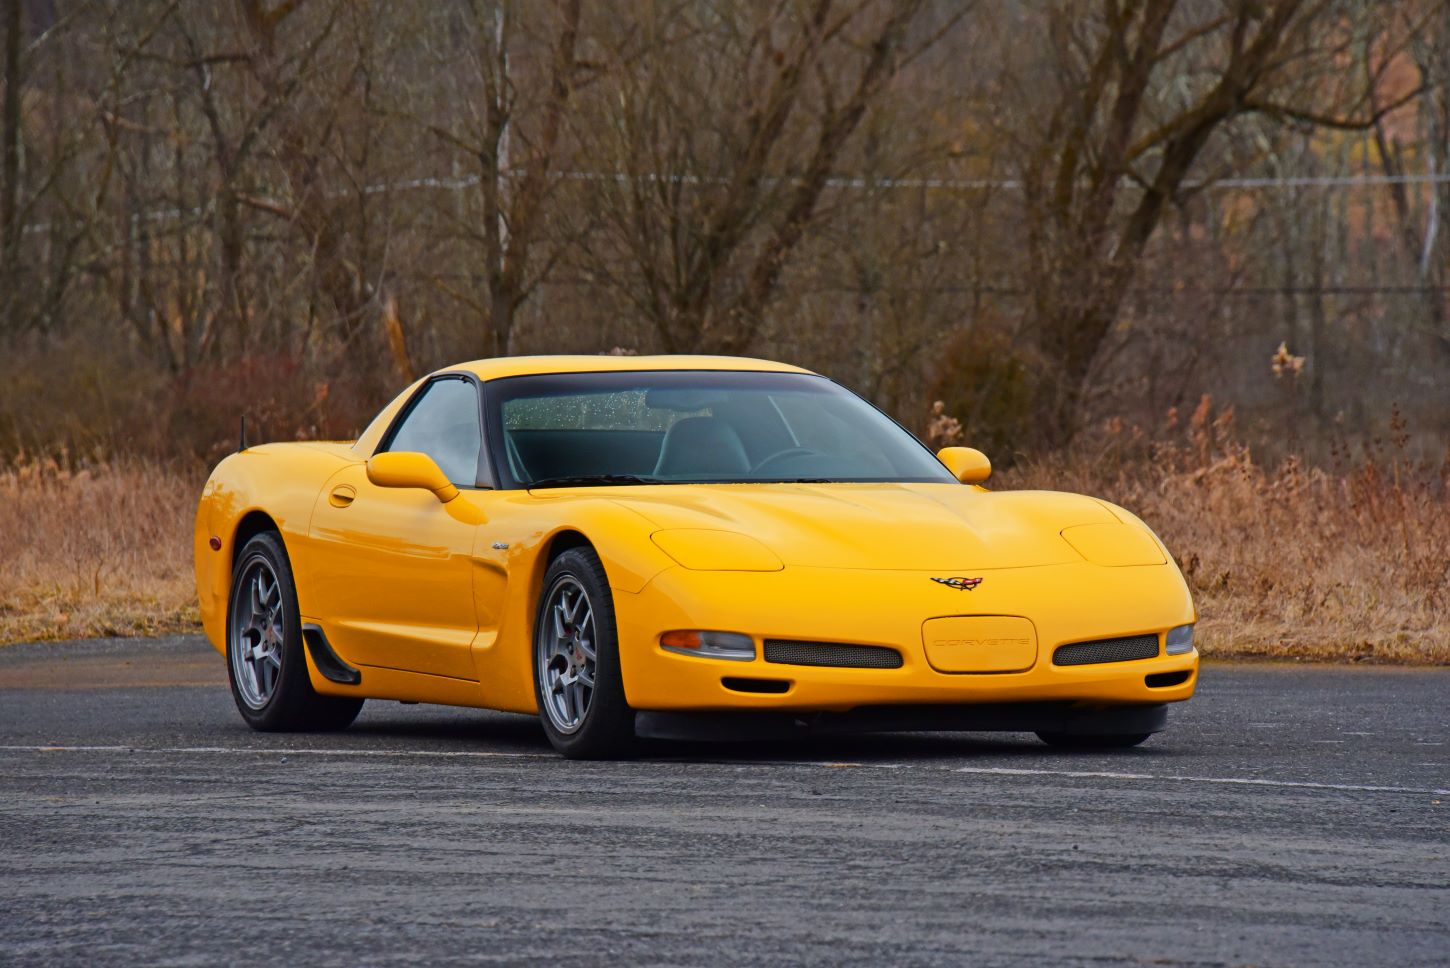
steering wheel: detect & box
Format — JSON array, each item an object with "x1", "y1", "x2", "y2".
[{"x1": 752, "y1": 447, "x2": 824, "y2": 474}]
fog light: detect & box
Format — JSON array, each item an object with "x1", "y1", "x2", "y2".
[
  {"x1": 1165, "y1": 624, "x2": 1195, "y2": 655},
  {"x1": 661, "y1": 630, "x2": 756, "y2": 661}
]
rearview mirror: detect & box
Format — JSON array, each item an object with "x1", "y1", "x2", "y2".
[
  {"x1": 937, "y1": 446, "x2": 991, "y2": 485},
  {"x1": 367, "y1": 451, "x2": 459, "y2": 502}
]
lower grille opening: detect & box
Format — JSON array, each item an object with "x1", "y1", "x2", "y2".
[
  {"x1": 721, "y1": 677, "x2": 791, "y2": 694},
  {"x1": 1052, "y1": 634, "x2": 1161, "y2": 667},
  {"x1": 1145, "y1": 670, "x2": 1192, "y2": 688},
  {"x1": 763, "y1": 640, "x2": 904, "y2": 669}
]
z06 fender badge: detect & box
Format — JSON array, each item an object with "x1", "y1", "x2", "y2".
[{"x1": 931, "y1": 576, "x2": 983, "y2": 591}]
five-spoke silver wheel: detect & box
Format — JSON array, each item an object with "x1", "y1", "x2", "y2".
[
  {"x1": 230, "y1": 558, "x2": 285, "y2": 709},
  {"x1": 537, "y1": 575, "x2": 597, "y2": 734}
]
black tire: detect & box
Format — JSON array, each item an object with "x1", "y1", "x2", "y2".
[
  {"x1": 226, "y1": 532, "x2": 364, "y2": 732},
  {"x1": 531, "y1": 547, "x2": 636, "y2": 759},
  {"x1": 1036, "y1": 731, "x2": 1152, "y2": 750}
]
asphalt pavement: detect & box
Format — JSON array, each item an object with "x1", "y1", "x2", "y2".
[{"x1": 1, "y1": 636, "x2": 1447, "y2": 966}]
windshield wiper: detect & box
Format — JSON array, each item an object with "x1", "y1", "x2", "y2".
[
  {"x1": 527, "y1": 474, "x2": 663, "y2": 489},
  {"x1": 757, "y1": 478, "x2": 837, "y2": 484}
]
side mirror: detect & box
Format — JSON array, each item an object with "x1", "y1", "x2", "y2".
[
  {"x1": 367, "y1": 451, "x2": 459, "y2": 502},
  {"x1": 937, "y1": 446, "x2": 991, "y2": 485}
]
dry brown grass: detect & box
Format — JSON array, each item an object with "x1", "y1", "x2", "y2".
[
  {"x1": 998, "y1": 399, "x2": 1450, "y2": 664},
  {"x1": 3, "y1": 406, "x2": 1447, "y2": 661},
  {"x1": 0, "y1": 458, "x2": 200, "y2": 643}
]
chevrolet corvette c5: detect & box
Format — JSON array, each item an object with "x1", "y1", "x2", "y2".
[{"x1": 194, "y1": 355, "x2": 1198, "y2": 758}]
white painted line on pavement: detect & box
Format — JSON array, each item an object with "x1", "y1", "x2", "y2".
[
  {"x1": 947, "y1": 764, "x2": 1450, "y2": 797},
  {"x1": 3, "y1": 744, "x2": 1446, "y2": 796},
  {"x1": 0, "y1": 744, "x2": 547, "y2": 760}
]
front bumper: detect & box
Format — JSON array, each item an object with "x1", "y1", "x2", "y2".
[{"x1": 613, "y1": 562, "x2": 1198, "y2": 713}]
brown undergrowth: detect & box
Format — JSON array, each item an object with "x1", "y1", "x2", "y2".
[
  {"x1": 0, "y1": 457, "x2": 199, "y2": 643},
  {"x1": 3, "y1": 402, "x2": 1447, "y2": 661},
  {"x1": 996, "y1": 399, "x2": 1450, "y2": 664}
]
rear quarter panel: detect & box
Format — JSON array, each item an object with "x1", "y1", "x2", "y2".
[{"x1": 194, "y1": 443, "x2": 361, "y2": 653}]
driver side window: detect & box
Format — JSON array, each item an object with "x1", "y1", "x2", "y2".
[{"x1": 384, "y1": 378, "x2": 483, "y2": 487}]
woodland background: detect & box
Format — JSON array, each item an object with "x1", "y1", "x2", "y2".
[{"x1": 0, "y1": 0, "x2": 1446, "y2": 656}]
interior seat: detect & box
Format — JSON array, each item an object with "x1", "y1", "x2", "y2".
[{"x1": 652, "y1": 417, "x2": 751, "y2": 479}]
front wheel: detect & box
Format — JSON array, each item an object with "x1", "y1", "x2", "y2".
[
  {"x1": 532, "y1": 547, "x2": 636, "y2": 759},
  {"x1": 227, "y1": 532, "x2": 364, "y2": 732},
  {"x1": 1036, "y1": 731, "x2": 1152, "y2": 750}
]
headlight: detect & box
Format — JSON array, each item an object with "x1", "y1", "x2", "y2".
[
  {"x1": 1060, "y1": 522, "x2": 1166, "y2": 566},
  {"x1": 660, "y1": 630, "x2": 756, "y2": 661},
  {"x1": 1165, "y1": 624, "x2": 1195, "y2": 655}
]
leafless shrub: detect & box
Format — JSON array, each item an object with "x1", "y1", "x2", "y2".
[
  {"x1": 0, "y1": 456, "x2": 198, "y2": 642},
  {"x1": 996, "y1": 399, "x2": 1450, "y2": 663}
]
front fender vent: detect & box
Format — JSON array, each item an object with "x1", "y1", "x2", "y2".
[
  {"x1": 763, "y1": 640, "x2": 903, "y2": 669},
  {"x1": 1052, "y1": 634, "x2": 1160, "y2": 667}
]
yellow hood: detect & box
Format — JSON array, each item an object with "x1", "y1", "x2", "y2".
[{"x1": 610, "y1": 483, "x2": 1121, "y2": 570}]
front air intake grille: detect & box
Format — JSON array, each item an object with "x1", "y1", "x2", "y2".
[
  {"x1": 1053, "y1": 634, "x2": 1160, "y2": 667},
  {"x1": 763, "y1": 640, "x2": 904, "y2": 669}
]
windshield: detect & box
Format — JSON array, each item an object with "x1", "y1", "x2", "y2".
[{"x1": 485, "y1": 370, "x2": 956, "y2": 488}]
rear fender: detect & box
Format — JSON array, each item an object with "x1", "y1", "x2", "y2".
[{"x1": 194, "y1": 444, "x2": 361, "y2": 652}]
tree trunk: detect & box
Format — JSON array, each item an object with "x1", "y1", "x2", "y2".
[
  {"x1": 1038, "y1": 296, "x2": 1116, "y2": 448},
  {"x1": 216, "y1": 188, "x2": 248, "y2": 357},
  {"x1": 1, "y1": 0, "x2": 21, "y2": 330},
  {"x1": 489, "y1": 287, "x2": 512, "y2": 357}
]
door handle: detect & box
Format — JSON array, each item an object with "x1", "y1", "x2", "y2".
[{"x1": 329, "y1": 484, "x2": 357, "y2": 508}]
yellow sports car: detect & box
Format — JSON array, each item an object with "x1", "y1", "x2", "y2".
[{"x1": 194, "y1": 355, "x2": 1198, "y2": 758}]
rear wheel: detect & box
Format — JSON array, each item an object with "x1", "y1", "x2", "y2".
[
  {"x1": 1036, "y1": 731, "x2": 1152, "y2": 750},
  {"x1": 532, "y1": 547, "x2": 636, "y2": 759},
  {"x1": 227, "y1": 532, "x2": 363, "y2": 732}
]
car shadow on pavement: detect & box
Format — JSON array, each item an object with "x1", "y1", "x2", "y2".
[
  {"x1": 334, "y1": 704, "x2": 1180, "y2": 764},
  {"x1": 648, "y1": 731, "x2": 1180, "y2": 764}
]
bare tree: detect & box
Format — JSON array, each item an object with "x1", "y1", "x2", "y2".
[
  {"x1": 1005, "y1": 0, "x2": 1432, "y2": 448},
  {"x1": 171, "y1": 0, "x2": 342, "y2": 356},
  {"x1": 1371, "y1": 2, "x2": 1450, "y2": 360},
  {"x1": 4, "y1": 0, "x2": 1450, "y2": 462},
  {"x1": 420, "y1": 0, "x2": 585, "y2": 358},
  {"x1": 581, "y1": 0, "x2": 949, "y2": 355},
  {"x1": 1, "y1": 0, "x2": 22, "y2": 329}
]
